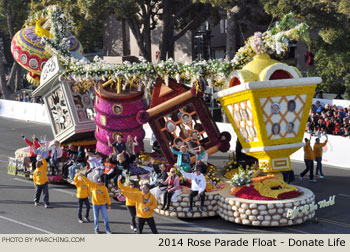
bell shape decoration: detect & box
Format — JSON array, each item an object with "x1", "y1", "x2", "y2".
[
  {"x1": 214, "y1": 53, "x2": 322, "y2": 173},
  {"x1": 11, "y1": 20, "x2": 83, "y2": 85}
]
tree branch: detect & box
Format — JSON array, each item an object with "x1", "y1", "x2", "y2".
[
  {"x1": 126, "y1": 17, "x2": 148, "y2": 57},
  {"x1": 171, "y1": 19, "x2": 195, "y2": 43},
  {"x1": 168, "y1": 2, "x2": 194, "y2": 28}
]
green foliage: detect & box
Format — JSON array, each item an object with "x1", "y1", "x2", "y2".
[
  {"x1": 30, "y1": 0, "x2": 110, "y2": 50},
  {"x1": 261, "y1": 0, "x2": 350, "y2": 97},
  {"x1": 343, "y1": 74, "x2": 350, "y2": 99},
  {"x1": 0, "y1": 0, "x2": 30, "y2": 36}
]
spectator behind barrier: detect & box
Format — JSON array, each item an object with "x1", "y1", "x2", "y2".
[{"x1": 307, "y1": 102, "x2": 350, "y2": 138}]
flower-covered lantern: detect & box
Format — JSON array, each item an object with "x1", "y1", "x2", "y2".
[
  {"x1": 137, "y1": 77, "x2": 231, "y2": 167},
  {"x1": 32, "y1": 57, "x2": 96, "y2": 144},
  {"x1": 94, "y1": 81, "x2": 145, "y2": 156},
  {"x1": 214, "y1": 53, "x2": 322, "y2": 173},
  {"x1": 11, "y1": 19, "x2": 83, "y2": 85}
]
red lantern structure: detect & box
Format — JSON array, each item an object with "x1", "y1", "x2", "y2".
[{"x1": 137, "y1": 77, "x2": 231, "y2": 167}]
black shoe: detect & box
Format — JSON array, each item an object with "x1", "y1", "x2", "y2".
[
  {"x1": 200, "y1": 206, "x2": 205, "y2": 212},
  {"x1": 188, "y1": 208, "x2": 193, "y2": 212},
  {"x1": 161, "y1": 205, "x2": 166, "y2": 210},
  {"x1": 84, "y1": 217, "x2": 90, "y2": 223},
  {"x1": 95, "y1": 230, "x2": 100, "y2": 234}
]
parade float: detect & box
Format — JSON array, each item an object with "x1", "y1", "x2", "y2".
[
  {"x1": 212, "y1": 21, "x2": 322, "y2": 226},
  {"x1": 8, "y1": 5, "x2": 322, "y2": 225},
  {"x1": 11, "y1": 7, "x2": 83, "y2": 85}
]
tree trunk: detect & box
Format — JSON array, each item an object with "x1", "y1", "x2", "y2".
[
  {"x1": 122, "y1": 19, "x2": 129, "y2": 56},
  {"x1": 159, "y1": 0, "x2": 171, "y2": 61},
  {"x1": 5, "y1": 0, "x2": 15, "y2": 38},
  {"x1": 126, "y1": 18, "x2": 148, "y2": 59},
  {"x1": 225, "y1": 6, "x2": 240, "y2": 61},
  {"x1": 15, "y1": 67, "x2": 23, "y2": 92},
  {"x1": 0, "y1": 50, "x2": 12, "y2": 99},
  {"x1": 168, "y1": 31, "x2": 174, "y2": 59},
  {"x1": 142, "y1": 4, "x2": 152, "y2": 61}
]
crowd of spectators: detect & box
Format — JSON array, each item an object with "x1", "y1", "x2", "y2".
[
  {"x1": 15, "y1": 92, "x2": 43, "y2": 104},
  {"x1": 307, "y1": 100, "x2": 350, "y2": 137}
]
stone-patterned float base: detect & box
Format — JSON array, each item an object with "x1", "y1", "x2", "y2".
[
  {"x1": 217, "y1": 182, "x2": 315, "y2": 226},
  {"x1": 154, "y1": 191, "x2": 221, "y2": 218},
  {"x1": 154, "y1": 181, "x2": 315, "y2": 226}
]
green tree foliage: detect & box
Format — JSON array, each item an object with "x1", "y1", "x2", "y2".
[
  {"x1": 197, "y1": 0, "x2": 270, "y2": 60},
  {"x1": 108, "y1": 0, "x2": 162, "y2": 61},
  {"x1": 159, "y1": 0, "x2": 217, "y2": 60},
  {"x1": 30, "y1": 0, "x2": 110, "y2": 51},
  {"x1": 260, "y1": 0, "x2": 350, "y2": 98},
  {"x1": 0, "y1": 0, "x2": 30, "y2": 99}
]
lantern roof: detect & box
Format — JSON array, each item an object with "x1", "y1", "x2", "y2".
[
  {"x1": 150, "y1": 77, "x2": 190, "y2": 108},
  {"x1": 231, "y1": 53, "x2": 302, "y2": 85}
]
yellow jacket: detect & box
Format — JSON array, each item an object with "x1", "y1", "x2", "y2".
[
  {"x1": 304, "y1": 141, "x2": 314, "y2": 160},
  {"x1": 81, "y1": 177, "x2": 111, "y2": 206},
  {"x1": 33, "y1": 158, "x2": 48, "y2": 186},
  {"x1": 314, "y1": 139, "x2": 328, "y2": 158},
  {"x1": 119, "y1": 185, "x2": 158, "y2": 218},
  {"x1": 117, "y1": 180, "x2": 139, "y2": 206},
  {"x1": 74, "y1": 175, "x2": 91, "y2": 199}
]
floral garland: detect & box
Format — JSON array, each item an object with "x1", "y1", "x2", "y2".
[
  {"x1": 26, "y1": 6, "x2": 310, "y2": 90},
  {"x1": 25, "y1": 5, "x2": 73, "y2": 62}
]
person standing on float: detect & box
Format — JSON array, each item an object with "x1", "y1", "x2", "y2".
[
  {"x1": 170, "y1": 145, "x2": 191, "y2": 172},
  {"x1": 20, "y1": 133, "x2": 40, "y2": 172}
]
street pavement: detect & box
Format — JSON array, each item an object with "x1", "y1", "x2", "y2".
[{"x1": 0, "y1": 117, "x2": 349, "y2": 234}]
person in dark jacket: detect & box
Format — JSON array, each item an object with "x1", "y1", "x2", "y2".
[{"x1": 68, "y1": 146, "x2": 86, "y2": 180}]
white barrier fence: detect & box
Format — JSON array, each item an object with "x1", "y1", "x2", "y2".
[
  {"x1": 312, "y1": 98, "x2": 350, "y2": 109},
  {"x1": 1, "y1": 99, "x2": 349, "y2": 169},
  {"x1": 0, "y1": 99, "x2": 49, "y2": 124},
  {"x1": 290, "y1": 133, "x2": 350, "y2": 169}
]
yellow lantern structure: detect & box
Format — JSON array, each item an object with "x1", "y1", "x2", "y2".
[{"x1": 214, "y1": 54, "x2": 322, "y2": 173}]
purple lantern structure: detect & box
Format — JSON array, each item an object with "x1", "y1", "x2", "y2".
[{"x1": 94, "y1": 82, "x2": 145, "y2": 156}]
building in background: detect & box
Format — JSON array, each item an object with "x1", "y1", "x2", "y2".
[{"x1": 102, "y1": 14, "x2": 311, "y2": 122}]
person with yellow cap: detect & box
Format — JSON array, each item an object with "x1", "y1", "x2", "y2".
[
  {"x1": 33, "y1": 155, "x2": 50, "y2": 208},
  {"x1": 118, "y1": 175, "x2": 158, "y2": 234},
  {"x1": 299, "y1": 137, "x2": 316, "y2": 182},
  {"x1": 117, "y1": 179, "x2": 140, "y2": 233},
  {"x1": 74, "y1": 171, "x2": 91, "y2": 223},
  {"x1": 79, "y1": 171, "x2": 112, "y2": 234},
  {"x1": 314, "y1": 136, "x2": 328, "y2": 178}
]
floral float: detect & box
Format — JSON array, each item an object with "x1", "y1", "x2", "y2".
[
  {"x1": 11, "y1": 5, "x2": 83, "y2": 85},
  {"x1": 230, "y1": 170, "x2": 302, "y2": 201}
]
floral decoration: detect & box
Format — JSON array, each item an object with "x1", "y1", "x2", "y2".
[
  {"x1": 231, "y1": 165, "x2": 254, "y2": 187},
  {"x1": 25, "y1": 5, "x2": 310, "y2": 91}
]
